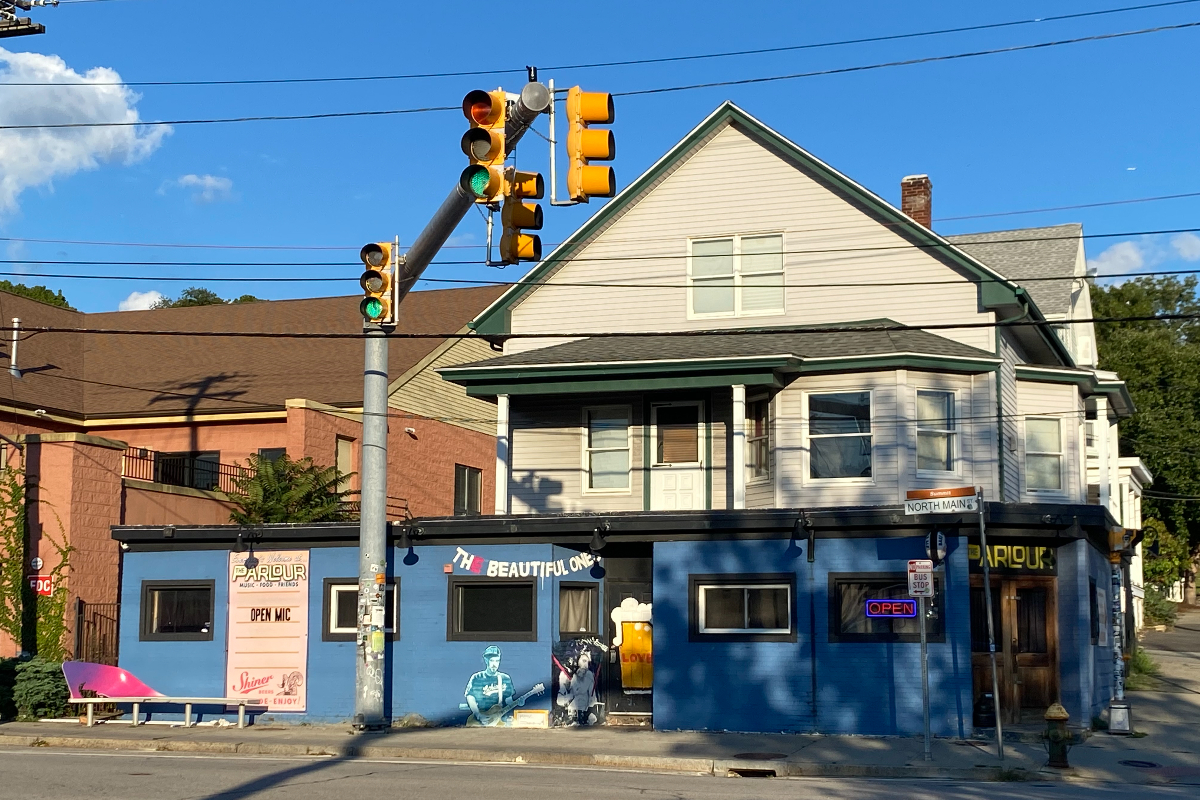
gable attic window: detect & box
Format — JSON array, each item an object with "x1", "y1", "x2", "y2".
[{"x1": 688, "y1": 234, "x2": 784, "y2": 318}]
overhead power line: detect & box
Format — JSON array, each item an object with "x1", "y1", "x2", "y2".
[
  {"x1": 8, "y1": 313, "x2": 1200, "y2": 342},
  {"x1": 3, "y1": 20, "x2": 1198, "y2": 129},
  {"x1": 24, "y1": 1, "x2": 1200, "y2": 87},
  {"x1": 1, "y1": 225, "x2": 1195, "y2": 267},
  {"x1": 6, "y1": 189, "x2": 1200, "y2": 253},
  {"x1": 6, "y1": 266, "x2": 1200, "y2": 288}
]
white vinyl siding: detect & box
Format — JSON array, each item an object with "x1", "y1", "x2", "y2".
[
  {"x1": 392, "y1": 337, "x2": 498, "y2": 435},
  {"x1": 505, "y1": 124, "x2": 995, "y2": 357},
  {"x1": 997, "y1": 334, "x2": 1024, "y2": 502},
  {"x1": 1017, "y1": 380, "x2": 1084, "y2": 502},
  {"x1": 688, "y1": 234, "x2": 784, "y2": 318},
  {"x1": 509, "y1": 395, "x2": 643, "y2": 514}
]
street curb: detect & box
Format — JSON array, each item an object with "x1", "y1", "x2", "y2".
[{"x1": 0, "y1": 733, "x2": 1062, "y2": 781}]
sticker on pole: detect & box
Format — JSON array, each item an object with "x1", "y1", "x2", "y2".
[
  {"x1": 904, "y1": 487, "x2": 977, "y2": 515},
  {"x1": 908, "y1": 560, "x2": 934, "y2": 598}
]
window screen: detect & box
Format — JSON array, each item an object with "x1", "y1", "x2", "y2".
[
  {"x1": 140, "y1": 581, "x2": 214, "y2": 641},
  {"x1": 829, "y1": 573, "x2": 944, "y2": 643},
  {"x1": 450, "y1": 579, "x2": 536, "y2": 641}
]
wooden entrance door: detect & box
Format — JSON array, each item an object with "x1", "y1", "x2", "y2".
[{"x1": 970, "y1": 576, "x2": 1058, "y2": 724}]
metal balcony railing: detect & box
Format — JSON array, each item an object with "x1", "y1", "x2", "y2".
[{"x1": 122, "y1": 447, "x2": 251, "y2": 495}]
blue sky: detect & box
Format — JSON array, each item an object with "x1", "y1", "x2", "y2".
[{"x1": 1, "y1": 0, "x2": 1199, "y2": 313}]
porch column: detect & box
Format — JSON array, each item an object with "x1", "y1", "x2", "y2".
[
  {"x1": 732, "y1": 384, "x2": 746, "y2": 510},
  {"x1": 1095, "y1": 395, "x2": 1110, "y2": 512},
  {"x1": 495, "y1": 394, "x2": 510, "y2": 515}
]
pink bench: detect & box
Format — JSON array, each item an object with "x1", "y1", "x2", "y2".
[{"x1": 62, "y1": 662, "x2": 263, "y2": 728}]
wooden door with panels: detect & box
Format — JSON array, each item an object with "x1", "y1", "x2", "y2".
[{"x1": 970, "y1": 575, "x2": 1059, "y2": 725}]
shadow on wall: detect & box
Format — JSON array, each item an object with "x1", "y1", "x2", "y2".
[
  {"x1": 147, "y1": 374, "x2": 250, "y2": 454},
  {"x1": 509, "y1": 472, "x2": 566, "y2": 514},
  {"x1": 652, "y1": 535, "x2": 971, "y2": 737}
]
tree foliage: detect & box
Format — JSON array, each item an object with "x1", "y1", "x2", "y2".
[
  {"x1": 0, "y1": 281, "x2": 71, "y2": 309},
  {"x1": 1092, "y1": 276, "x2": 1200, "y2": 588},
  {"x1": 228, "y1": 453, "x2": 352, "y2": 525},
  {"x1": 153, "y1": 287, "x2": 264, "y2": 308}
]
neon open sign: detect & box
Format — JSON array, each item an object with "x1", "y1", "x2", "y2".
[{"x1": 865, "y1": 599, "x2": 917, "y2": 618}]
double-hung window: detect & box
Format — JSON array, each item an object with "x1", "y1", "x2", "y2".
[
  {"x1": 1025, "y1": 417, "x2": 1063, "y2": 492},
  {"x1": 454, "y1": 464, "x2": 482, "y2": 516},
  {"x1": 746, "y1": 396, "x2": 770, "y2": 482},
  {"x1": 916, "y1": 390, "x2": 956, "y2": 473},
  {"x1": 584, "y1": 406, "x2": 630, "y2": 491},
  {"x1": 808, "y1": 391, "x2": 872, "y2": 480},
  {"x1": 689, "y1": 234, "x2": 784, "y2": 318}
]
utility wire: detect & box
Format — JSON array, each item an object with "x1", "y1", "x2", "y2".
[
  {"x1": 1, "y1": 225, "x2": 1196, "y2": 267},
  {"x1": 7, "y1": 266, "x2": 1200, "y2": 288},
  {"x1": 6, "y1": 189, "x2": 1200, "y2": 253},
  {"x1": 23, "y1": 1, "x2": 1200, "y2": 87},
  {"x1": 3, "y1": 20, "x2": 1198, "y2": 129},
  {"x1": 6, "y1": 313, "x2": 1200, "y2": 341}
]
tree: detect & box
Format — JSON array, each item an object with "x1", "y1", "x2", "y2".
[
  {"x1": 0, "y1": 281, "x2": 71, "y2": 310},
  {"x1": 1092, "y1": 276, "x2": 1200, "y2": 602},
  {"x1": 152, "y1": 287, "x2": 264, "y2": 308},
  {"x1": 227, "y1": 453, "x2": 353, "y2": 525}
]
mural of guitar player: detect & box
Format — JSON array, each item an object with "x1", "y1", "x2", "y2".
[
  {"x1": 552, "y1": 638, "x2": 606, "y2": 727},
  {"x1": 463, "y1": 645, "x2": 545, "y2": 727}
]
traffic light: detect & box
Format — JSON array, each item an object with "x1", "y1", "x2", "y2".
[
  {"x1": 460, "y1": 89, "x2": 506, "y2": 203},
  {"x1": 359, "y1": 242, "x2": 394, "y2": 325},
  {"x1": 499, "y1": 170, "x2": 544, "y2": 264},
  {"x1": 565, "y1": 87, "x2": 615, "y2": 203}
]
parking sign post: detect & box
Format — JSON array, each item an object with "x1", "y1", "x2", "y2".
[{"x1": 908, "y1": 559, "x2": 934, "y2": 762}]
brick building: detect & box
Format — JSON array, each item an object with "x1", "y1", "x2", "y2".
[{"x1": 0, "y1": 286, "x2": 502, "y2": 658}]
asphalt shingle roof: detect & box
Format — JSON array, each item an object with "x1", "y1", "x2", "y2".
[
  {"x1": 946, "y1": 224, "x2": 1082, "y2": 316},
  {"x1": 0, "y1": 285, "x2": 506, "y2": 419},
  {"x1": 450, "y1": 322, "x2": 995, "y2": 371}
]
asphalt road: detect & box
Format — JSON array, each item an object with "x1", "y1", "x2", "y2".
[
  {"x1": 1141, "y1": 607, "x2": 1200, "y2": 654},
  {"x1": 3, "y1": 749, "x2": 1196, "y2": 800}
]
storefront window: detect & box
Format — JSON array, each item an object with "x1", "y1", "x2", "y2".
[
  {"x1": 139, "y1": 580, "x2": 214, "y2": 641},
  {"x1": 829, "y1": 573, "x2": 944, "y2": 643},
  {"x1": 449, "y1": 578, "x2": 537, "y2": 641},
  {"x1": 688, "y1": 574, "x2": 796, "y2": 641},
  {"x1": 559, "y1": 583, "x2": 598, "y2": 636},
  {"x1": 322, "y1": 578, "x2": 398, "y2": 641}
]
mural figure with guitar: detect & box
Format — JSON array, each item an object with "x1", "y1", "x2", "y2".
[{"x1": 463, "y1": 645, "x2": 544, "y2": 727}]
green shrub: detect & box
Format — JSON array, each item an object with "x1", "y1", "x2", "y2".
[
  {"x1": 1129, "y1": 647, "x2": 1161, "y2": 677},
  {"x1": 0, "y1": 658, "x2": 16, "y2": 720},
  {"x1": 1144, "y1": 586, "x2": 1179, "y2": 627},
  {"x1": 13, "y1": 658, "x2": 69, "y2": 720}
]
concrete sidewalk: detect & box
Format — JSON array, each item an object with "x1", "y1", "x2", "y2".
[{"x1": 0, "y1": 712, "x2": 1194, "y2": 784}]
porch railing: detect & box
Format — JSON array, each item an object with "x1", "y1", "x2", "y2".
[{"x1": 121, "y1": 447, "x2": 251, "y2": 495}]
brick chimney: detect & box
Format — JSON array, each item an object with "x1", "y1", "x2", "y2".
[{"x1": 900, "y1": 174, "x2": 932, "y2": 229}]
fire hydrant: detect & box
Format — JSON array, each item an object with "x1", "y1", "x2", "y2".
[{"x1": 1044, "y1": 703, "x2": 1071, "y2": 768}]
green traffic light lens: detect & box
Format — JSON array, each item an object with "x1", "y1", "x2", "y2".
[
  {"x1": 460, "y1": 165, "x2": 490, "y2": 198},
  {"x1": 360, "y1": 297, "x2": 384, "y2": 320}
]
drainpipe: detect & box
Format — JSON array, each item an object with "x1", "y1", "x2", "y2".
[{"x1": 9, "y1": 318, "x2": 20, "y2": 379}]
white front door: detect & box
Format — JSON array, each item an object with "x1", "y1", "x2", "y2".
[{"x1": 650, "y1": 402, "x2": 705, "y2": 510}]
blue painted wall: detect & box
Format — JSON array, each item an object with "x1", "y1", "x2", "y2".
[
  {"x1": 653, "y1": 536, "x2": 973, "y2": 736},
  {"x1": 1056, "y1": 538, "x2": 1116, "y2": 725},
  {"x1": 118, "y1": 543, "x2": 601, "y2": 724}
]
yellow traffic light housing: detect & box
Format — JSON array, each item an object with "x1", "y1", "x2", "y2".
[
  {"x1": 566, "y1": 87, "x2": 615, "y2": 203},
  {"x1": 460, "y1": 89, "x2": 507, "y2": 203},
  {"x1": 359, "y1": 242, "x2": 394, "y2": 325},
  {"x1": 499, "y1": 169, "x2": 543, "y2": 264}
]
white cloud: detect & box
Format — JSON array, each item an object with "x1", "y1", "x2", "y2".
[
  {"x1": 161, "y1": 173, "x2": 233, "y2": 203},
  {"x1": 1171, "y1": 232, "x2": 1200, "y2": 262},
  {"x1": 1087, "y1": 241, "x2": 1148, "y2": 276},
  {"x1": 118, "y1": 290, "x2": 164, "y2": 311},
  {"x1": 0, "y1": 48, "x2": 169, "y2": 216}
]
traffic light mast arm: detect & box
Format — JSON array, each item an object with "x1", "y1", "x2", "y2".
[{"x1": 396, "y1": 81, "x2": 550, "y2": 307}]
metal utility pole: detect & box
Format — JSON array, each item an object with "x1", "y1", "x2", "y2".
[
  {"x1": 978, "y1": 487, "x2": 1004, "y2": 761},
  {"x1": 352, "y1": 82, "x2": 550, "y2": 730}
]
